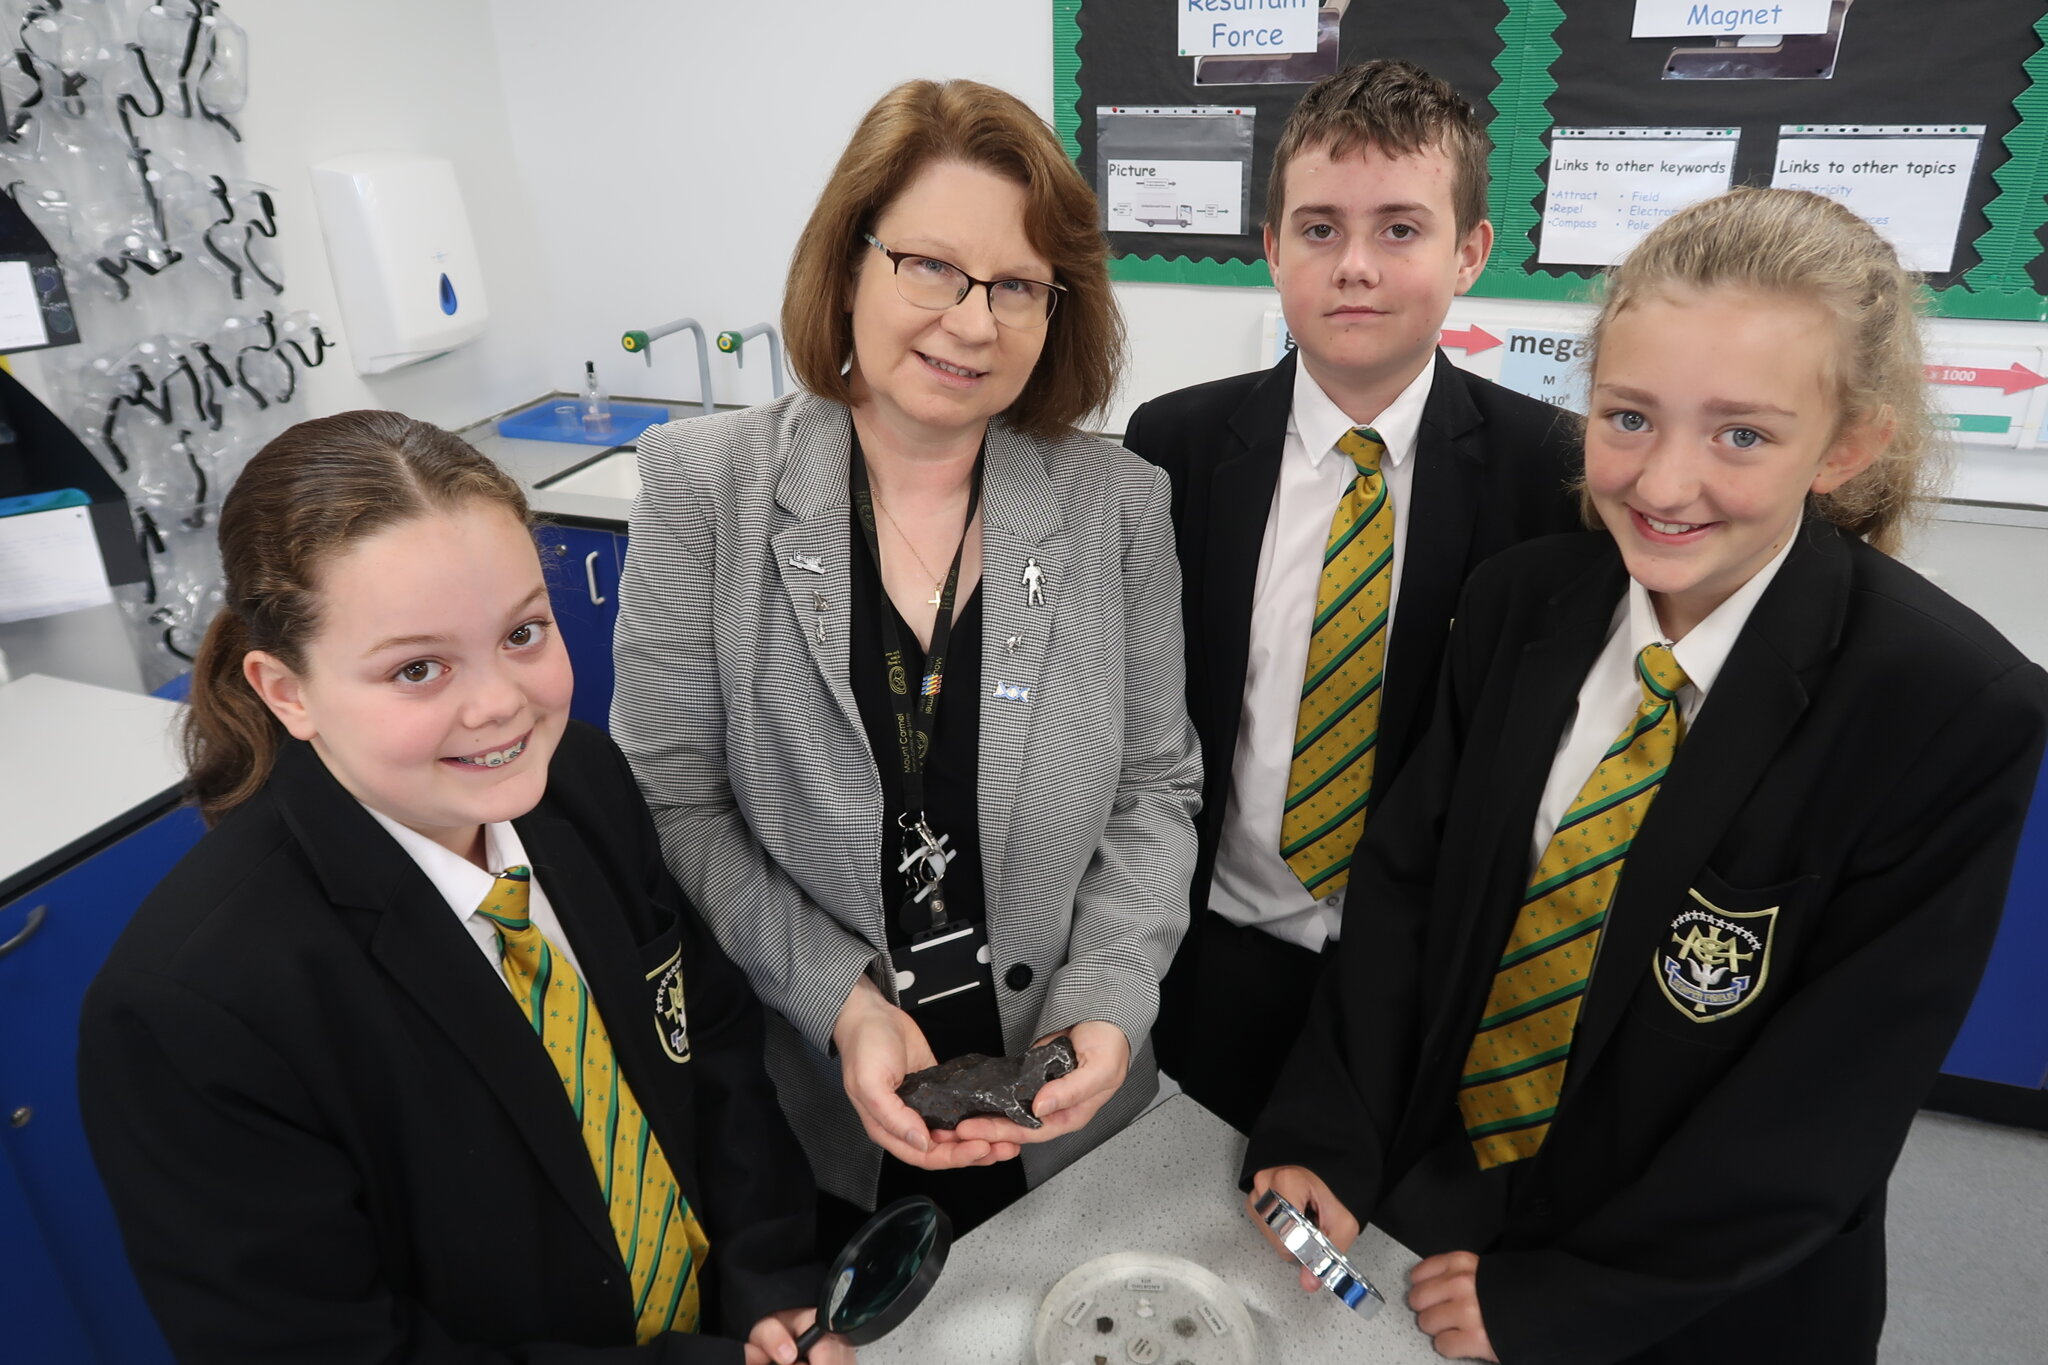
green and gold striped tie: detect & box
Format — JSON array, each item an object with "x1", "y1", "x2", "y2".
[
  {"x1": 1456, "y1": 644, "x2": 1690, "y2": 1169},
  {"x1": 478, "y1": 868, "x2": 708, "y2": 1342},
  {"x1": 1280, "y1": 426, "x2": 1395, "y2": 898}
]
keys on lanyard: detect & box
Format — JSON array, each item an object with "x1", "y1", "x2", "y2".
[{"x1": 897, "y1": 812, "x2": 957, "y2": 930}]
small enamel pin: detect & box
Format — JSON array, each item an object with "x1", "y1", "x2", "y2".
[
  {"x1": 991, "y1": 680, "x2": 1031, "y2": 703},
  {"x1": 1003, "y1": 634, "x2": 1021, "y2": 653},
  {"x1": 1021, "y1": 558, "x2": 1045, "y2": 607},
  {"x1": 788, "y1": 553, "x2": 825, "y2": 575}
]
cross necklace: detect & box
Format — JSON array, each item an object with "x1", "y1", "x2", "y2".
[{"x1": 872, "y1": 494, "x2": 956, "y2": 609}]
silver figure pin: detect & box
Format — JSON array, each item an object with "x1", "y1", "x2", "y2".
[
  {"x1": 811, "y1": 590, "x2": 829, "y2": 643},
  {"x1": 1022, "y1": 558, "x2": 1045, "y2": 607},
  {"x1": 1004, "y1": 634, "x2": 1021, "y2": 653},
  {"x1": 788, "y1": 553, "x2": 825, "y2": 574}
]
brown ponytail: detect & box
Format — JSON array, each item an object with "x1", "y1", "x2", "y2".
[{"x1": 183, "y1": 410, "x2": 529, "y2": 823}]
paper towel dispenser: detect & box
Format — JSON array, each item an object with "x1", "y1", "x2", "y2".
[{"x1": 310, "y1": 152, "x2": 489, "y2": 375}]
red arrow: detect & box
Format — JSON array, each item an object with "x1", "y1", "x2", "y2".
[
  {"x1": 1440, "y1": 325, "x2": 1502, "y2": 355},
  {"x1": 1922, "y1": 362, "x2": 2048, "y2": 395}
]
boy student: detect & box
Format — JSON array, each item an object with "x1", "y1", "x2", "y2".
[{"x1": 1126, "y1": 59, "x2": 1581, "y2": 1133}]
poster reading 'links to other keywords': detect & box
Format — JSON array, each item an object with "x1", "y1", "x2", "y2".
[
  {"x1": 1540, "y1": 128, "x2": 1738, "y2": 267},
  {"x1": 1770, "y1": 125, "x2": 1985, "y2": 274}
]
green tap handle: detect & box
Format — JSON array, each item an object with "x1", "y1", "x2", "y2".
[
  {"x1": 621, "y1": 330, "x2": 650, "y2": 354},
  {"x1": 716, "y1": 330, "x2": 743, "y2": 355}
]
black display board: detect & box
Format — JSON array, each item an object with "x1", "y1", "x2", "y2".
[{"x1": 1053, "y1": 1, "x2": 2048, "y2": 319}]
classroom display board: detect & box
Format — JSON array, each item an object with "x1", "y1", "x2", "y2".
[{"x1": 1055, "y1": 1, "x2": 2048, "y2": 321}]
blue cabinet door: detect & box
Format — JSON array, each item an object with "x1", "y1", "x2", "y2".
[
  {"x1": 0, "y1": 802, "x2": 205, "y2": 1365},
  {"x1": 1944, "y1": 758, "x2": 2048, "y2": 1088},
  {"x1": 0, "y1": 1146, "x2": 94, "y2": 1362},
  {"x1": 545, "y1": 524, "x2": 622, "y2": 731}
]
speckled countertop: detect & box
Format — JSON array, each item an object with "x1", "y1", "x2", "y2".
[{"x1": 861, "y1": 1094, "x2": 1441, "y2": 1364}]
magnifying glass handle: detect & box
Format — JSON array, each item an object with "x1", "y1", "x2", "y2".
[{"x1": 792, "y1": 1322, "x2": 825, "y2": 1359}]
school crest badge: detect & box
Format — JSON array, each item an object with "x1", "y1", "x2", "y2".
[
  {"x1": 646, "y1": 948, "x2": 692, "y2": 1063},
  {"x1": 1654, "y1": 888, "x2": 1777, "y2": 1023}
]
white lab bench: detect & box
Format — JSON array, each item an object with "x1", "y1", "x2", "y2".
[
  {"x1": 0, "y1": 672, "x2": 186, "y2": 902},
  {"x1": 863, "y1": 1094, "x2": 1442, "y2": 1365}
]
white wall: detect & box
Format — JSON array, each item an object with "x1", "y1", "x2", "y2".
[{"x1": 234, "y1": 0, "x2": 557, "y2": 428}]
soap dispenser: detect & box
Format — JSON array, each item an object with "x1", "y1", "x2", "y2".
[{"x1": 580, "y1": 361, "x2": 612, "y2": 434}]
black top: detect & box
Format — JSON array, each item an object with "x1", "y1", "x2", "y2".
[
  {"x1": 848, "y1": 501, "x2": 1004, "y2": 1061},
  {"x1": 1243, "y1": 525, "x2": 2048, "y2": 1365},
  {"x1": 77, "y1": 723, "x2": 821, "y2": 1361}
]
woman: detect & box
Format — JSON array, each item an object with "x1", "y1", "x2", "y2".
[
  {"x1": 1244, "y1": 189, "x2": 2048, "y2": 1363},
  {"x1": 611, "y1": 80, "x2": 1201, "y2": 1235}
]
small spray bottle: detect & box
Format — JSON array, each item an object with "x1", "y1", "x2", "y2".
[{"x1": 581, "y1": 361, "x2": 612, "y2": 434}]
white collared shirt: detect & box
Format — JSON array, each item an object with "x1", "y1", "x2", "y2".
[
  {"x1": 362, "y1": 808, "x2": 584, "y2": 983},
  {"x1": 1208, "y1": 357, "x2": 1437, "y2": 952},
  {"x1": 1528, "y1": 530, "x2": 1798, "y2": 870}
]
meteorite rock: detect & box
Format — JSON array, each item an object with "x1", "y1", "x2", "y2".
[{"x1": 897, "y1": 1035, "x2": 1078, "y2": 1130}]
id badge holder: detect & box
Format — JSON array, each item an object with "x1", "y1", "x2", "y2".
[{"x1": 899, "y1": 920, "x2": 991, "y2": 1012}]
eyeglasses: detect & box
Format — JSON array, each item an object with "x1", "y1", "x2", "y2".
[{"x1": 862, "y1": 233, "x2": 1065, "y2": 330}]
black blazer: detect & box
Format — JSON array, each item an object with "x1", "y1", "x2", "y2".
[
  {"x1": 78, "y1": 723, "x2": 820, "y2": 1365},
  {"x1": 1246, "y1": 525, "x2": 2048, "y2": 1365},
  {"x1": 1124, "y1": 350, "x2": 1583, "y2": 910}
]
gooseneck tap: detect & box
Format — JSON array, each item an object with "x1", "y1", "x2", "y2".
[
  {"x1": 715, "y1": 323, "x2": 786, "y2": 399},
  {"x1": 620, "y1": 317, "x2": 715, "y2": 417}
]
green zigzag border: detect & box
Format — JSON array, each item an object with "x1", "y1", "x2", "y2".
[
  {"x1": 1053, "y1": 0, "x2": 1083, "y2": 162},
  {"x1": 1473, "y1": 0, "x2": 1577, "y2": 301},
  {"x1": 1063, "y1": 0, "x2": 2046, "y2": 318},
  {"x1": 1943, "y1": 9, "x2": 2048, "y2": 320}
]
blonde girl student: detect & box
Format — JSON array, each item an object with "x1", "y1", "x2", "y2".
[
  {"x1": 1245, "y1": 188, "x2": 2048, "y2": 1364},
  {"x1": 78, "y1": 411, "x2": 848, "y2": 1365}
]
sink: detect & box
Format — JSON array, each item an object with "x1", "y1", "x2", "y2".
[{"x1": 538, "y1": 443, "x2": 640, "y2": 502}]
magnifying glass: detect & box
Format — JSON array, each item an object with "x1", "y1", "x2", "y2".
[
  {"x1": 792, "y1": 1195, "x2": 953, "y2": 1359},
  {"x1": 1251, "y1": 1188, "x2": 1385, "y2": 1317}
]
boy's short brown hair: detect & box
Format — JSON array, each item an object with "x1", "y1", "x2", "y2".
[{"x1": 1265, "y1": 59, "x2": 1490, "y2": 236}]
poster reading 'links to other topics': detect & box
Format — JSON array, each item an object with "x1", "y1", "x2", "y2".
[
  {"x1": 1539, "y1": 128, "x2": 1738, "y2": 267},
  {"x1": 1770, "y1": 125, "x2": 1986, "y2": 275}
]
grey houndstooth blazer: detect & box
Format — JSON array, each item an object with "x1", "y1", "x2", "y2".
[{"x1": 610, "y1": 392, "x2": 1201, "y2": 1206}]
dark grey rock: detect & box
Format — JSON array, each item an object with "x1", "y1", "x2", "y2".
[{"x1": 896, "y1": 1035, "x2": 1078, "y2": 1130}]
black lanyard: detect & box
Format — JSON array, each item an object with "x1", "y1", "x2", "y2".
[{"x1": 849, "y1": 431, "x2": 984, "y2": 935}]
